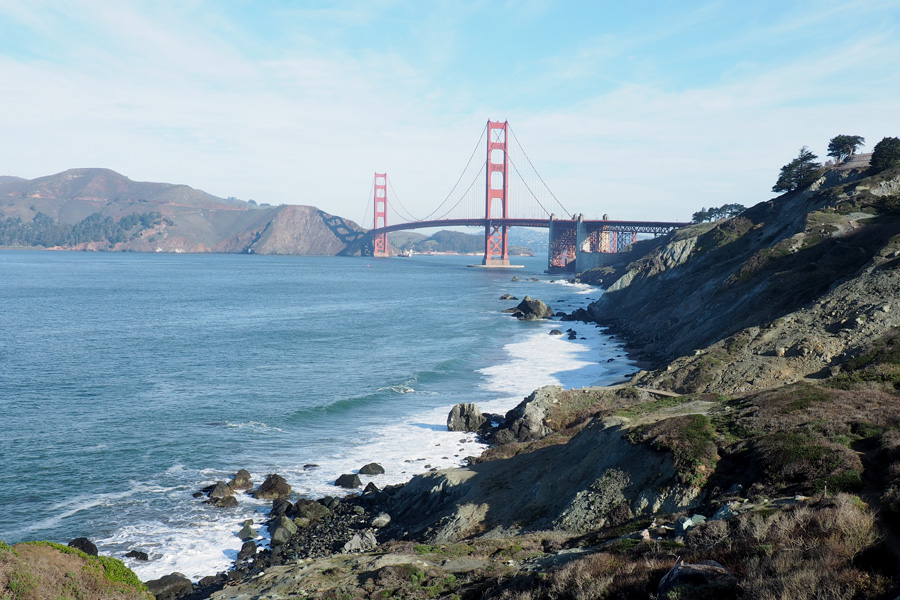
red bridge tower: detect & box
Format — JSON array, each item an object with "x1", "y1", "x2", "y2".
[
  {"x1": 372, "y1": 172, "x2": 388, "y2": 257},
  {"x1": 483, "y1": 120, "x2": 510, "y2": 266}
]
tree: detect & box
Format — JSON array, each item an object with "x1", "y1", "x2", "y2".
[
  {"x1": 691, "y1": 203, "x2": 747, "y2": 223},
  {"x1": 827, "y1": 135, "x2": 865, "y2": 162},
  {"x1": 869, "y1": 137, "x2": 900, "y2": 174},
  {"x1": 772, "y1": 147, "x2": 822, "y2": 193}
]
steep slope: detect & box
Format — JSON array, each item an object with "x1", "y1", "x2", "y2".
[
  {"x1": 587, "y1": 163, "x2": 900, "y2": 393},
  {"x1": 0, "y1": 169, "x2": 366, "y2": 255}
]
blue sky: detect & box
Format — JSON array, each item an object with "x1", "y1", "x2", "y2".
[{"x1": 1, "y1": 1, "x2": 899, "y2": 224}]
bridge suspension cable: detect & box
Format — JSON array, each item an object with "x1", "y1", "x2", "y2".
[
  {"x1": 431, "y1": 162, "x2": 485, "y2": 222},
  {"x1": 508, "y1": 124, "x2": 572, "y2": 218},
  {"x1": 386, "y1": 177, "x2": 422, "y2": 223},
  {"x1": 417, "y1": 121, "x2": 488, "y2": 222}
]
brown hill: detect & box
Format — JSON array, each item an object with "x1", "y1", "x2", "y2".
[{"x1": 0, "y1": 168, "x2": 366, "y2": 255}]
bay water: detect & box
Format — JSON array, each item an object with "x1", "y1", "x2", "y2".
[{"x1": 0, "y1": 250, "x2": 634, "y2": 581}]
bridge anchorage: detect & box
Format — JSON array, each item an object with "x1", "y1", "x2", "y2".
[{"x1": 363, "y1": 119, "x2": 688, "y2": 271}]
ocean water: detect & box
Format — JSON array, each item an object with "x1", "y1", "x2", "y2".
[{"x1": 0, "y1": 250, "x2": 634, "y2": 581}]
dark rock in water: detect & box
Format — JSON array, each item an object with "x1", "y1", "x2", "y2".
[
  {"x1": 125, "y1": 549, "x2": 149, "y2": 561},
  {"x1": 335, "y1": 473, "x2": 362, "y2": 488},
  {"x1": 447, "y1": 403, "x2": 487, "y2": 432},
  {"x1": 303, "y1": 463, "x2": 319, "y2": 470},
  {"x1": 238, "y1": 520, "x2": 258, "y2": 541},
  {"x1": 657, "y1": 560, "x2": 736, "y2": 595},
  {"x1": 499, "y1": 293, "x2": 518, "y2": 300},
  {"x1": 511, "y1": 276, "x2": 519, "y2": 282},
  {"x1": 514, "y1": 295, "x2": 554, "y2": 320},
  {"x1": 359, "y1": 462, "x2": 385, "y2": 475},
  {"x1": 229, "y1": 469, "x2": 253, "y2": 490},
  {"x1": 560, "y1": 307, "x2": 593, "y2": 322},
  {"x1": 237, "y1": 540, "x2": 257, "y2": 561},
  {"x1": 607, "y1": 358, "x2": 615, "y2": 362},
  {"x1": 206, "y1": 495, "x2": 239, "y2": 508},
  {"x1": 208, "y1": 480, "x2": 233, "y2": 499},
  {"x1": 68, "y1": 538, "x2": 97, "y2": 556},
  {"x1": 145, "y1": 572, "x2": 193, "y2": 600},
  {"x1": 252, "y1": 473, "x2": 291, "y2": 500},
  {"x1": 364, "y1": 481, "x2": 380, "y2": 494},
  {"x1": 549, "y1": 329, "x2": 563, "y2": 336}
]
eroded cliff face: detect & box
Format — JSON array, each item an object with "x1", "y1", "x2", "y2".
[{"x1": 587, "y1": 166, "x2": 900, "y2": 394}]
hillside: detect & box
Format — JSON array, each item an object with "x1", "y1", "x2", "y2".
[
  {"x1": 388, "y1": 229, "x2": 535, "y2": 255},
  {"x1": 0, "y1": 169, "x2": 365, "y2": 255}
]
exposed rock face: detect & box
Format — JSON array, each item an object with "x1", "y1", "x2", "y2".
[
  {"x1": 252, "y1": 474, "x2": 291, "y2": 500},
  {"x1": 386, "y1": 417, "x2": 699, "y2": 542},
  {"x1": 657, "y1": 560, "x2": 736, "y2": 595},
  {"x1": 588, "y1": 169, "x2": 900, "y2": 394},
  {"x1": 447, "y1": 403, "x2": 488, "y2": 432},
  {"x1": 490, "y1": 385, "x2": 561, "y2": 444}
]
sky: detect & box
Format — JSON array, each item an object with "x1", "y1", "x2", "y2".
[{"x1": 1, "y1": 0, "x2": 899, "y2": 225}]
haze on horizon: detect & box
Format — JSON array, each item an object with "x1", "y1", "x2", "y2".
[{"x1": 1, "y1": 0, "x2": 899, "y2": 225}]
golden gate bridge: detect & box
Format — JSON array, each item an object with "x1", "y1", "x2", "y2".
[{"x1": 359, "y1": 120, "x2": 687, "y2": 272}]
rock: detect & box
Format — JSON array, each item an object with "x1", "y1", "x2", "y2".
[
  {"x1": 513, "y1": 295, "x2": 554, "y2": 320},
  {"x1": 207, "y1": 480, "x2": 233, "y2": 499},
  {"x1": 499, "y1": 293, "x2": 518, "y2": 300},
  {"x1": 125, "y1": 549, "x2": 149, "y2": 561},
  {"x1": 712, "y1": 503, "x2": 735, "y2": 521},
  {"x1": 229, "y1": 469, "x2": 253, "y2": 490},
  {"x1": 145, "y1": 572, "x2": 193, "y2": 600},
  {"x1": 237, "y1": 521, "x2": 258, "y2": 541},
  {"x1": 371, "y1": 512, "x2": 391, "y2": 528},
  {"x1": 335, "y1": 473, "x2": 362, "y2": 488},
  {"x1": 447, "y1": 403, "x2": 488, "y2": 432},
  {"x1": 674, "y1": 515, "x2": 694, "y2": 534},
  {"x1": 342, "y1": 529, "x2": 377, "y2": 553},
  {"x1": 511, "y1": 276, "x2": 519, "y2": 282},
  {"x1": 237, "y1": 540, "x2": 256, "y2": 561},
  {"x1": 252, "y1": 473, "x2": 291, "y2": 500},
  {"x1": 207, "y1": 495, "x2": 238, "y2": 508},
  {"x1": 68, "y1": 538, "x2": 97, "y2": 556},
  {"x1": 549, "y1": 329, "x2": 563, "y2": 336},
  {"x1": 270, "y1": 497, "x2": 293, "y2": 518},
  {"x1": 270, "y1": 526, "x2": 293, "y2": 547},
  {"x1": 293, "y1": 517, "x2": 311, "y2": 529},
  {"x1": 559, "y1": 307, "x2": 592, "y2": 322},
  {"x1": 489, "y1": 385, "x2": 561, "y2": 443},
  {"x1": 657, "y1": 560, "x2": 736, "y2": 595},
  {"x1": 364, "y1": 482, "x2": 380, "y2": 494},
  {"x1": 293, "y1": 498, "x2": 333, "y2": 522},
  {"x1": 359, "y1": 462, "x2": 385, "y2": 475}
]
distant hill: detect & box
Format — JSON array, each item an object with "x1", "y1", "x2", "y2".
[
  {"x1": 388, "y1": 229, "x2": 535, "y2": 256},
  {"x1": 0, "y1": 168, "x2": 365, "y2": 255}
]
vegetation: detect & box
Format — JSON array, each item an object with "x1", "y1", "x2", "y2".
[
  {"x1": 827, "y1": 134, "x2": 865, "y2": 162},
  {"x1": 772, "y1": 146, "x2": 823, "y2": 192},
  {"x1": 0, "y1": 540, "x2": 150, "y2": 599},
  {"x1": 870, "y1": 136, "x2": 900, "y2": 174},
  {"x1": 0, "y1": 211, "x2": 164, "y2": 248},
  {"x1": 690, "y1": 203, "x2": 746, "y2": 223}
]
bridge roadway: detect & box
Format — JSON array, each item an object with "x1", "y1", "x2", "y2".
[
  {"x1": 367, "y1": 216, "x2": 688, "y2": 272},
  {"x1": 370, "y1": 217, "x2": 687, "y2": 235}
]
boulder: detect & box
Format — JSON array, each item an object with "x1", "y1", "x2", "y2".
[
  {"x1": 125, "y1": 549, "x2": 149, "y2": 561},
  {"x1": 145, "y1": 573, "x2": 193, "y2": 600},
  {"x1": 657, "y1": 560, "x2": 736, "y2": 596},
  {"x1": 68, "y1": 538, "x2": 97, "y2": 556},
  {"x1": 549, "y1": 329, "x2": 563, "y2": 336},
  {"x1": 270, "y1": 498, "x2": 293, "y2": 518},
  {"x1": 207, "y1": 481, "x2": 233, "y2": 499},
  {"x1": 207, "y1": 495, "x2": 238, "y2": 508},
  {"x1": 489, "y1": 385, "x2": 561, "y2": 444},
  {"x1": 513, "y1": 296, "x2": 554, "y2": 320},
  {"x1": 237, "y1": 521, "x2": 258, "y2": 541},
  {"x1": 342, "y1": 529, "x2": 378, "y2": 553},
  {"x1": 229, "y1": 469, "x2": 253, "y2": 490},
  {"x1": 292, "y1": 498, "x2": 332, "y2": 522},
  {"x1": 335, "y1": 473, "x2": 362, "y2": 488},
  {"x1": 371, "y1": 512, "x2": 391, "y2": 528},
  {"x1": 359, "y1": 462, "x2": 385, "y2": 475},
  {"x1": 270, "y1": 526, "x2": 293, "y2": 547},
  {"x1": 364, "y1": 482, "x2": 380, "y2": 494},
  {"x1": 560, "y1": 307, "x2": 593, "y2": 322},
  {"x1": 237, "y1": 540, "x2": 256, "y2": 561},
  {"x1": 252, "y1": 474, "x2": 291, "y2": 500},
  {"x1": 499, "y1": 293, "x2": 518, "y2": 300},
  {"x1": 447, "y1": 403, "x2": 487, "y2": 432}
]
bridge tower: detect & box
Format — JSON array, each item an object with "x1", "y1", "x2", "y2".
[
  {"x1": 482, "y1": 120, "x2": 510, "y2": 266},
  {"x1": 372, "y1": 173, "x2": 389, "y2": 257}
]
